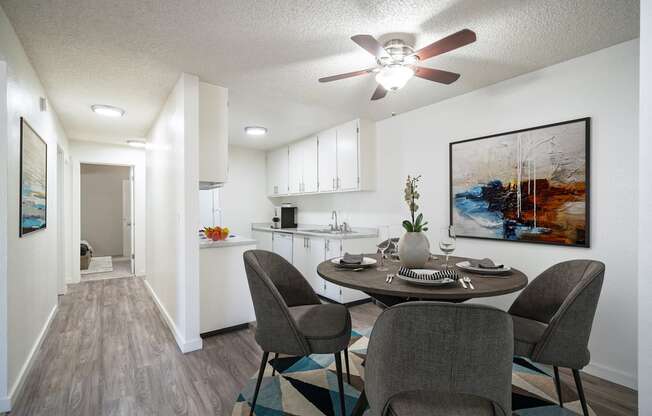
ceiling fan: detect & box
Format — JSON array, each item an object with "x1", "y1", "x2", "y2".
[{"x1": 319, "y1": 29, "x2": 476, "y2": 101}]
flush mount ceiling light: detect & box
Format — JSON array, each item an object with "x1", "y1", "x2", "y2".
[
  {"x1": 91, "y1": 104, "x2": 125, "y2": 117},
  {"x1": 126, "y1": 139, "x2": 146, "y2": 148},
  {"x1": 245, "y1": 126, "x2": 267, "y2": 136},
  {"x1": 375, "y1": 64, "x2": 415, "y2": 91}
]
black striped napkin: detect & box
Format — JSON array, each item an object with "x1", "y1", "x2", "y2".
[{"x1": 398, "y1": 267, "x2": 460, "y2": 281}]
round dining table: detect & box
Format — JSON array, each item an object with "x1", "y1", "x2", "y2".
[{"x1": 317, "y1": 254, "x2": 528, "y2": 306}]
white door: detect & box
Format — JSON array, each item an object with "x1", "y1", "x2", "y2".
[
  {"x1": 336, "y1": 120, "x2": 359, "y2": 190},
  {"x1": 57, "y1": 147, "x2": 66, "y2": 294},
  {"x1": 302, "y1": 137, "x2": 319, "y2": 193},
  {"x1": 288, "y1": 142, "x2": 303, "y2": 193},
  {"x1": 318, "y1": 128, "x2": 337, "y2": 192},
  {"x1": 122, "y1": 169, "x2": 135, "y2": 274}
]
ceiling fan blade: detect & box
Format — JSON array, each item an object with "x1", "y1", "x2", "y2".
[
  {"x1": 413, "y1": 29, "x2": 476, "y2": 61},
  {"x1": 351, "y1": 34, "x2": 390, "y2": 58},
  {"x1": 414, "y1": 67, "x2": 461, "y2": 84},
  {"x1": 371, "y1": 84, "x2": 387, "y2": 101},
  {"x1": 319, "y1": 68, "x2": 376, "y2": 83}
]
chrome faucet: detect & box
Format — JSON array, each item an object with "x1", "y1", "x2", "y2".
[{"x1": 331, "y1": 210, "x2": 339, "y2": 232}]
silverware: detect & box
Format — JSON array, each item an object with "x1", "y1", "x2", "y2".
[
  {"x1": 389, "y1": 274, "x2": 394, "y2": 284},
  {"x1": 385, "y1": 274, "x2": 392, "y2": 283},
  {"x1": 463, "y1": 276, "x2": 474, "y2": 290},
  {"x1": 351, "y1": 267, "x2": 365, "y2": 272},
  {"x1": 460, "y1": 278, "x2": 468, "y2": 289}
]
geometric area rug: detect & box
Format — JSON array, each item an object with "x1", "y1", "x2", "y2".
[{"x1": 233, "y1": 328, "x2": 595, "y2": 415}]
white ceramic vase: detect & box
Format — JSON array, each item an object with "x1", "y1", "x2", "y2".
[{"x1": 398, "y1": 232, "x2": 430, "y2": 268}]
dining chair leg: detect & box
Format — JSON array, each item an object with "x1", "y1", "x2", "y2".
[
  {"x1": 572, "y1": 369, "x2": 590, "y2": 416},
  {"x1": 553, "y1": 366, "x2": 563, "y2": 407},
  {"x1": 250, "y1": 351, "x2": 269, "y2": 416},
  {"x1": 344, "y1": 348, "x2": 351, "y2": 384},
  {"x1": 351, "y1": 388, "x2": 368, "y2": 416},
  {"x1": 334, "y1": 351, "x2": 346, "y2": 416},
  {"x1": 271, "y1": 352, "x2": 279, "y2": 376}
]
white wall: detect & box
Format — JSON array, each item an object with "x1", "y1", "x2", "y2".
[
  {"x1": 80, "y1": 164, "x2": 129, "y2": 256},
  {"x1": 70, "y1": 141, "x2": 146, "y2": 280},
  {"x1": 220, "y1": 145, "x2": 275, "y2": 237},
  {"x1": 0, "y1": 5, "x2": 70, "y2": 410},
  {"x1": 279, "y1": 40, "x2": 639, "y2": 388},
  {"x1": 146, "y1": 73, "x2": 202, "y2": 353},
  {"x1": 639, "y1": 1, "x2": 651, "y2": 411}
]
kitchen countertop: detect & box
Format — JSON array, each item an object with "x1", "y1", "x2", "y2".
[
  {"x1": 199, "y1": 235, "x2": 258, "y2": 249},
  {"x1": 251, "y1": 223, "x2": 378, "y2": 239}
]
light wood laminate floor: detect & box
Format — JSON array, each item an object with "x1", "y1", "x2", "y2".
[{"x1": 9, "y1": 277, "x2": 637, "y2": 415}]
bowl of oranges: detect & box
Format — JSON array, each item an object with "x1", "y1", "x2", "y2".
[{"x1": 204, "y1": 226, "x2": 230, "y2": 241}]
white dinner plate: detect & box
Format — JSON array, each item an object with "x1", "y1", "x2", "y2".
[
  {"x1": 397, "y1": 269, "x2": 458, "y2": 286},
  {"x1": 456, "y1": 261, "x2": 511, "y2": 275},
  {"x1": 331, "y1": 257, "x2": 377, "y2": 268}
]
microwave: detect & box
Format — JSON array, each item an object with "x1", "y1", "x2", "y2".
[{"x1": 277, "y1": 205, "x2": 297, "y2": 229}]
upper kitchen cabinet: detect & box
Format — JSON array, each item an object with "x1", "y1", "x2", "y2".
[
  {"x1": 289, "y1": 136, "x2": 318, "y2": 194},
  {"x1": 317, "y1": 128, "x2": 337, "y2": 192},
  {"x1": 199, "y1": 82, "x2": 229, "y2": 189},
  {"x1": 336, "y1": 119, "x2": 360, "y2": 191},
  {"x1": 267, "y1": 146, "x2": 289, "y2": 196},
  {"x1": 267, "y1": 118, "x2": 375, "y2": 197}
]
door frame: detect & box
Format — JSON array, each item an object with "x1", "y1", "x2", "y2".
[{"x1": 72, "y1": 161, "x2": 136, "y2": 282}]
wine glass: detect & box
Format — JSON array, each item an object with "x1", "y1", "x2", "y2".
[
  {"x1": 376, "y1": 226, "x2": 391, "y2": 272},
  {"x1": 439, "y1": 226, "x2": 456, "y2": 269}
]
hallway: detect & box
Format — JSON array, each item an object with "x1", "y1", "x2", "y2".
[
  {"x1": 9, "y1": 278, "x2": 380, "y2": 415},
  {"x1": 10, "y1": 277, "x2": 259, "y2": 415}
]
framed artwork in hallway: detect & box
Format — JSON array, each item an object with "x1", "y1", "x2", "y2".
[
  {"x1": 19, "y1": 117, "x2": 47, "y2": 236},
  {"x1": 449, "y1": 117, "x2": 590, "y2": 247}
]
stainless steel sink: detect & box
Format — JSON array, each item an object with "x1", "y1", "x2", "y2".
[{"x1": 302, "y1": 229, "x2": 357, "y2": 235}]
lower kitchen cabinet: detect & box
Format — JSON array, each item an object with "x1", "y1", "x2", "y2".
[
  {"x1": 252, "y1": 230, "x2": 273, "y2": 252},
  {"x1": 293, "y1": 234, "x2": 376, "y2": 304}
]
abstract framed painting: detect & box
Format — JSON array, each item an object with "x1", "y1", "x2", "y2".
[
  {"x1": 449, "y1": 117, "x2": 590, "y2": 247},
  {"x1": 20, "y1": 117, "x2": 47, "y2": 236}
]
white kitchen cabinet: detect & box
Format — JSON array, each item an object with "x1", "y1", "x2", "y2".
[
  {"x1": 302, "y1": 137, "x2": 319, "y2": 193},
  {"x1": 293, "y1": 234, "x2": 325, "y2": 292},
  {"x1": 318, "y1": 128, "x2": 337, "y2": 192},
  {"x1": 323, "y1": 239, "x2": 345, "y2": 301},
  {"x1": 267, "y1": 118, "x2": 374, "y2": 197},
  {"x1": 288, "y1": 137, "x2": 318, "y2": 194},
  {"x1": 288, "y1": 142, "x2": 303, "y2": 193},
  {"x1": 336, "y1": 120, "x2": 359, "y2": 191},
  {"x1": 252, "y1": 230, "x2": 273, "y2": 252},
  {"x1": 267, "y1": 146, "x2": 289, "y2": 196},
  {"x1": 199, "y1": 82, "x2": 228, "y2": 187}
]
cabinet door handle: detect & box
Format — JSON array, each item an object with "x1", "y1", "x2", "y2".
[
  {"x1": 337, "y1": 177, "x2": 340, "y2": 189},
  {"x1": 332, "y1": 177, "x2": 335, "y2": 190}
]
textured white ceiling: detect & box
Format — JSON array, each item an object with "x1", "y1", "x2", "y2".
[{"x1": 1, "y1": 0, "x2": 639, "y2": 149}]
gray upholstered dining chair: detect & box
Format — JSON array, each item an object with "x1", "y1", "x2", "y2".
[
  {"x1": 243, "y1": 249, "x2": 352, "y2": 416},
  {"x1": 363, "y1": 302, "x2": 514, "y2": 416},
  {"x1": 509, "y1": 259, "x2": 605, "y2": 416}
]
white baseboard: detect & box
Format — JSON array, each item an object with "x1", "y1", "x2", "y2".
[
  {"x1": 5, "y1": 303, "x2": 58, "y2": 411},
  {"x1": 143, "y1": 279, "x2": 202, "y2": 353},
  {"x1": 0, "y1": 396, "x2": 10, "y2": 413},
  {"x1": 584, "y1": 361, "x2": 637, "y2": 390}
]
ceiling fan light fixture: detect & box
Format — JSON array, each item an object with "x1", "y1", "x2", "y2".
[{"x1": 375, "y1": 65, "x2": 414, "y2": 91}]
